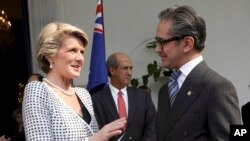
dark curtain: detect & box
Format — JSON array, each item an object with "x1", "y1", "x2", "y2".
[{"x1": 0, "y1": 0, "x2": 31, "y2": 138}]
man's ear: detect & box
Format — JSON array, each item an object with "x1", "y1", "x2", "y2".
[
  {"x1": 183, "y1": 36, "x2": 195, "y2": 53},
  {"x1": 108, "y1": 67, "x2": 114, "y2": 76}
]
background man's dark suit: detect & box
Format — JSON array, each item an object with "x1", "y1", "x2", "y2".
[
  {"x1": 241, "y1": 101, "x2": 250, "y2": 127},
  {"x1": 157, "y1": 61, "x2": 241, "y2": 141},
  {"x1": 92, "y1": 86, "x2": 157, "y2": 141}
]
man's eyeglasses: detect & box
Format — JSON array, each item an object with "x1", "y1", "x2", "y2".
[{"x1": 155, "y1": 36, "x2": 183, "y2": 49}]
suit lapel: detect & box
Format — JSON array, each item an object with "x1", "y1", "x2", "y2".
[
  {"x1": 162, "y1": 61, "x2": 209, "y2": 140},
  {"x1": 120, "y1": 87, "x2": 136, "y2": 141},
  {"x1": 102, "y1": 87, "x2": 119, "y2": 119},
  {"x1": 157, "y1": 83, "x2": 171, "y2": 141},
  {"x1": 126, "y1": 87, "x2": 136, "y2": 127},
  {"x1": 102, "y1": 87, "x2": 136, "y2": 128}
]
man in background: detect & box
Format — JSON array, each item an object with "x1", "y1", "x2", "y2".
[
  {"x1": 92, "y1": 52, "x2": 157, "y2": 141},
  {"x1": 27, "y1": 73, "x2": 43, "y2": 83},
  {"x1": 241, "y1": 101, "x2": 250, "y2": 127}
]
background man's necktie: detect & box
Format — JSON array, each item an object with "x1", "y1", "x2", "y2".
[
  {"x1": 118, "y1": 90, "x2": 127, "y2": 131},
  {"x1": 168, "y1": 69, "x2": 182, "y2": 106}
]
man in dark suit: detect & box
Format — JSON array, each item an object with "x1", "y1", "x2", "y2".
[
  {"x1": 92, "y1": 52, "x2": 157, "y2": 141},
  {"x1": 241, "y1": 101, "x2": 250, "y2": 127},
  {"x1": 154, "y1": 5, "x2": 241, "y2": 141}
]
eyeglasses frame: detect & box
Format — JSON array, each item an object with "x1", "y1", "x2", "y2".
[{"x1": 155, "y1": 36, "x2": 184, "y2": 49}]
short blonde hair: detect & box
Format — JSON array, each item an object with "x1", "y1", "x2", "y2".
[{"x1": 37, "y1": 22, "x2": 89, "y2": 73}]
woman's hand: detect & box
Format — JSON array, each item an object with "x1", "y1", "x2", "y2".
[
  {"x1": 89, "y1": 117, "x2": 126, "y2": 141},
  {"x1": 0, "y1": 135, "x2": 11, "y2": 141}
]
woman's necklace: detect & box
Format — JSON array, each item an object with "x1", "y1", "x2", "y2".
[{"x1": 43, "y1": 78, "x2": 74, "y2": 96}]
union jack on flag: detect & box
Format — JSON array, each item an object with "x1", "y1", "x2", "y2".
[{"x1": 94, "y1": 0, "x2": 103, "y2": 34}]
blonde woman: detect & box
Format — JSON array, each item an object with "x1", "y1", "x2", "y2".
[{"x1": 22, "y1": 22, "x2": 126, "y2": 141}]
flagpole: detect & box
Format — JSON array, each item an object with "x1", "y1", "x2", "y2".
[{"x1": 101, "y1": 0, "x2": 105, "y2": 46}]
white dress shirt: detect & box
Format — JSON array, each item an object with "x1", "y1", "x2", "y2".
[
  {"x1": 178, "y1": 55, "x2": 203, "y2": 88},
  {"x1": 109, "y1": 84, "x2": 129, "y2": 116},
  {"x1": 109, "y1": 84, "x2": 128, "y2": 140}
]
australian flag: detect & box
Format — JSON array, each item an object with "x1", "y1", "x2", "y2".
[{"x1": 87, "y1": 0, "x2": 108, "y2": 94}]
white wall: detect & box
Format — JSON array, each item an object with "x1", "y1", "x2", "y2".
[{"x1": 28, "y1": 0, "x2": 250, "y2": 108}]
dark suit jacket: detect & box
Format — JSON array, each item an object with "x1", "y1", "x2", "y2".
[
  {"x1": 157, "y1": 61, "x2": 241, "y2": 141},
  {"x1": 92, "y1": 86, "x2": 157, "y2": 141},
  {"x1": 241, "y1": 101, "x2": 250, "y2": 127}
]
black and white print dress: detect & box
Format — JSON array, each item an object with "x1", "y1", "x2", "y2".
[{"x1": 22, "y1": 81, "x2": 99, "y2": 141}]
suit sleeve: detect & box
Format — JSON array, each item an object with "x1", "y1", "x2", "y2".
[
  {"x1": 208, "y1": 79, "x2": 241, "y2": 140},
  {"x1": 241, "y1": 102, "x2": 250, "y2": 126},
  {"x1": 91, "y1": 95, "x2": 104, "y2": 129}
]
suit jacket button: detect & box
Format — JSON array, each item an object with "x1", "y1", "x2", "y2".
[
  {"x1": 183, "y1": 131, "x2": 189, "y2": 137},
  {"x1": 128, "y1": 136, "x2": 132, "y2": 140}
]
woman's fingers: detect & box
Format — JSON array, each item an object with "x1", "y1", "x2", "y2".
[{"x1": 90, "y1": 117, "x2": 127, "y2": 141}]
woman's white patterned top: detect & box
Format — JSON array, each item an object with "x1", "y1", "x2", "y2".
[{"x1": 22, "y1": 81, "x2": 99, "y2": 141}]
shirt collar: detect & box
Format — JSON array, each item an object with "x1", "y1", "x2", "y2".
[
  {"x1": 109, "y1": 83, "x2": 127, "y2": 95},
  {"x1": 180, "y1": 55, "x2": 203, "y2": 77}
]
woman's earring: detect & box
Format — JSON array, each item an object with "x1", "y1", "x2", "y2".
[{"x1": 49, "y1": 63, "x2": 53, "y2": 69}]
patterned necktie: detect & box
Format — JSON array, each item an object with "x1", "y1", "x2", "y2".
[
  {"x1": 168, "y1": 69, "x2": 182, "y2": 106},
  {"x1": 118, "y1": 90, "x2": 127, "y2": 131}
]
